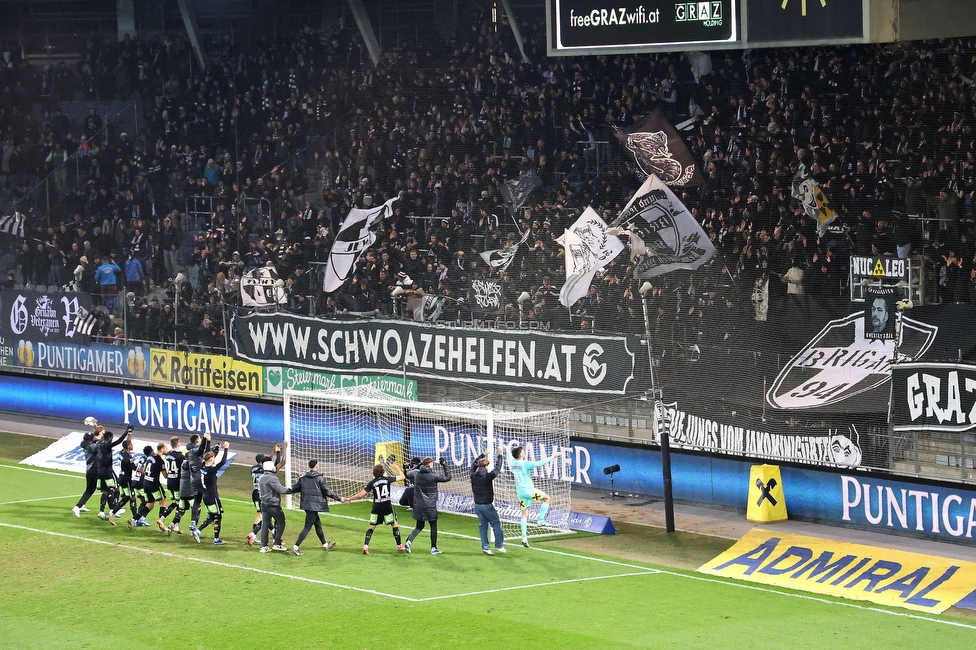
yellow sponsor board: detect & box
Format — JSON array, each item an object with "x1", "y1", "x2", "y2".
[
  {"x1": 699, "y1": 528, "x2": 976, "y2": 613},
  {"x1": 150, "y1": 348, "x2": 263, "y2": 396}
]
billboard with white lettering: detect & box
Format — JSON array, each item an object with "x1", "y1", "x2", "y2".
[{"x1": 230, "y1": 314, "x2": 643, "y2": 395}]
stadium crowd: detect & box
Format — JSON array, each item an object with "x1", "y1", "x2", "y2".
[{"x1": 4, "y1": 22, "x2": 976, "y2": 350}]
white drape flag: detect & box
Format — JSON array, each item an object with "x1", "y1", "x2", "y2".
[
  {"x1": 323, "y1": 197, "x2": 396, "y2": 292},
  {"x1": 611, "y1": 174, "x2": 715, "y2": 279},
  {"x1": 557, "y1": 207, "x2": 624, "y2": 307}
]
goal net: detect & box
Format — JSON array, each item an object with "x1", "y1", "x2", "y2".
[{"x1": 283, "y1": 386, "x2": 572, "y2": 540}]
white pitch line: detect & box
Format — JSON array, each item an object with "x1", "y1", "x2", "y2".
[
  {"x1": 0, "y1": 463, "x2": 84, "y2": 479},
  {"x1": 417, "y1": 571, "x2": 658, "y2": 602},
  {"x1": 0, "y1": 495, "x2": 77, "y2": 507},
  {"x1": 0, "y1": 522, "x2": 416, "y2": 602}
]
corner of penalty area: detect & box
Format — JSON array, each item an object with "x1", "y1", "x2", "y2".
[{"x1": 746, "y1": 464, "x2": 788, "y2": 524}]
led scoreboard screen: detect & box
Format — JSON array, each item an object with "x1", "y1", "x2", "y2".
[{"x1": 548, "y1": 1, "x2": 739, "y2": 55}]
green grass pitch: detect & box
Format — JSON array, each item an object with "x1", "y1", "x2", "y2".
[{"x1": 0, "y1": 433, "x2": 974, "y2": 649}]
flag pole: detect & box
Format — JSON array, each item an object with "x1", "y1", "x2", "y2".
[{"x1": 639, "y1": 281, "x2": 674, "y2": 533}]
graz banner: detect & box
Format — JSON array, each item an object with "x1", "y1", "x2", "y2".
[
  {"x1": 1, "y1": 289, "x2": 92, "y2": 343},
  {"x1": 231, "y1": 314, "x2": 641, "y2": 394},
  {"x1": 150, "y1": 348, "x2": 263, "y2": 396},
  {"x1": 10, "y1": 340, "x2": 148, "y2": 380},
  {"x1": 892, "y1": 362, "x2": 976, "y2": 433},
  {"x1": 700, "y1": 528, "x2": 976, "y2": 614},
  {"x1": 263, "y1": 366, "x2": 417, "y2": 401},
  {"x1": 657, "y1": 402, "x2": 862, "y2": 467}
]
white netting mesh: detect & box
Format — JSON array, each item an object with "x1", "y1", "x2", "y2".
[{"x1": 284, "y1": 386, "x2": 572, "y2": 540}]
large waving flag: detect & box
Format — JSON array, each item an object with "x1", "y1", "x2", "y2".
[
  {"x1": 611, "y1": 174, "x2": 715, "y2": 279},
  {"x1": 480, "y1": 228, "x2": 530, "y2": 272},
  {"x1": 614, "y1": 109, "x2": 703, "y2": 187},
  {"x1": 792, "y1": 165, "x2": 838, "y2": 236},
  {"x1": 557, "y1": 207, "x2": 624, "y2": 308},
  {"x1": 323, "y1": 197, "x2": 396, "y2": 292},
  {"x1": 0, "y1": 211, "x2": 26, "y2": 238},
  {"x1": 499, "y1": 169, "x2": 542, "y2": 210}
]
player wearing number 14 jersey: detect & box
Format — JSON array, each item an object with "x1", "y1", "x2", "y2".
[
  {"x1": 158, "y1": 437, "x2": 184, "y2": 533},
  {"x1": 343, "y1": 463, "x2": 406, "y2": 554}
]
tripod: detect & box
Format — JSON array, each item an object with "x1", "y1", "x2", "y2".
[{"x1": 602, "y1": 470, "x2": 619, "y2": 501}]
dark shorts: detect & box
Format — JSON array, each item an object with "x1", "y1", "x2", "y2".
[
  {"x1": 143, "y1": 483, "x2": 164, "y2": 501},
  {"x1": 369, "y1": 502, "x2": 396, "y2": 526},
  {"x1": 252, "y1": 490, "x2": 261, "y2": 513},
  {"x1": 165, "y1": 484, "x2": 179, "y2": 501},
  {"x1": 203, "y1": 495, "x2": 222, "y2": 515}
]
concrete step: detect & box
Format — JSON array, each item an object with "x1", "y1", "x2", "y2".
[{"x1": 892, "y1": 459, "x2": 976, "y2": 482}]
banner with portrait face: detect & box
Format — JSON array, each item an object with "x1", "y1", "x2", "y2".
[{"x1": 864, "y1": 289, "x2": 895, "y2": 341}]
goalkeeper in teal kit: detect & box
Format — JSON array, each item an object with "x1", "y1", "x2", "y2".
[{"x1": 509, "y1": 444, "x2": 564, "y2": 547}]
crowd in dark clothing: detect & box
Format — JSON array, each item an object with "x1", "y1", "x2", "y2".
[{"x1": 4, "y1": 23, "x2": 976, "y2": 350}]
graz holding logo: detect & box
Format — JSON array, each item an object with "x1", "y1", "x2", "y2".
[
  {"x1": 675, "y1": 1, "x2": 724, "y2": 26},
  {"x1": 767, "y1": 312, "x2": 937, "y2": 411}
]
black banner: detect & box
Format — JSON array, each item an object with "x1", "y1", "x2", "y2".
[
  {"x1": 746, "y1": 0, "x2": 863, "y2": 44},
  {"x1": 230, "y1": 314, "x2": 642, "y2": 394},
  {"x1": 0, "y1": 290, "x2": 93, "y2": 343},
  {"x1": 892, "y1": 363, "x2": 976, "y2": 433},
  {"x1": 470, "y1": 279, "x2": 503, "y2": 312}
]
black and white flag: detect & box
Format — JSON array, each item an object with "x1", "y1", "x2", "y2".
[
  {"x1": 0, "y1": 211, "x2": 25, "y2": 238},
  {"x1": 499, "y1": 169, "x2": 542, "y2": 211},
  {"x1": 241, "y1": 267, "x2": 287, "y2": 307},
  {"x1": 413, "y1": 294, "x2": 447, "y2": 322},
  {"x1": 323, "y1": 197, "x2": 396, "y2": 292},
  {"x1": 611, "y1": 174, "x2": 715, "y2": 279},
  {"x1": 614, "y1": 110, "x2": 703, "y2": 187},
  {"x1": 72, "y1": 305, "x2": 99, "y2": 337},
  {"x1": 479, "y1": 228, "x2": 530, "y2": 272},
  {"x1": 557, "y1": 207, "x2": 624, "y2": 308},
  {"x1": 791, "y1": 164, "x2": 838, "y2": 236}
]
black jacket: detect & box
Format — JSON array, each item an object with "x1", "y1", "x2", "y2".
[
  {"x1": 290, "y1": 470, "x2": 341, "y2": 512},
  {"x1": 407, "y1": 463, "x2": 451, "y2": 521},
  {"x1": 470, "y1": 453, "x2": 503, "y2": 505},
  {"x1": 95, "y1": 432, "x2": 127, "y2": 478}
]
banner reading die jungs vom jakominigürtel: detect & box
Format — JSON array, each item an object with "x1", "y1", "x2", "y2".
[{"x1": 150, "y1": 348, "x2": 264, "y2": 397}]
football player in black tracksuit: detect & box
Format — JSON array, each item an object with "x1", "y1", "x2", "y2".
[
  {"x1": 94, "y1": 425, "x2": 132, "y2": 525},
  {"x1": 72, "y1": 422, "x2": 99, "y2": 517},
  {"x1": 158, "y1": 436, "x2": 184, "y2": 533},
  {"x1": 116, "y1": 440, "x2": 140, "y2": 521},
  {"x1": 195, "y1": 442, "x2": 229, "y2": 545},
  {"x1": 186, "y1": 433, "x2": 210, "y2": 532},
  {"x1": 247, "y1": 443, "x2": 285, "y2": 546}
]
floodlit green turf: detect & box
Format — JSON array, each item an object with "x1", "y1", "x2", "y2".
[{"x1": 1, "y1": 437, "x2": 975, "y2": 648}]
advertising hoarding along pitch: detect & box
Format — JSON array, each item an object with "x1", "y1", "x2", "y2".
[
  {"x1": 149, "y1": 348, "x2": 264, "y2": 396},
  {"x1": 700, "y1": 528, "x2": 976, "y2": 613},
  {"x1": 548, "y1": 0, "x2": 738, "y2": 55}
]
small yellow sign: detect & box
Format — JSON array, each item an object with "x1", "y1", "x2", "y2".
[
  {"x1": 150, "y1": 348, "x2": 263, "y2": 396},
  {"x1": 375, "y1": 442, "x2": 405, "y2": 485},
  {"x1": 747, "y1": 464, "x2": 788, "y2": 523},
  {"x1": 700, "y1": 528, "x2": 976, "y2": 613}
]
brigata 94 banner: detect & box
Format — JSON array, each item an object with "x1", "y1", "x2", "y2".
[{"x1": 230, "y1": 313, "x2": 643, "y2": 395}]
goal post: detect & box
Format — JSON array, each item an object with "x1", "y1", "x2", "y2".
[{"x1": 283, "y1": 386, "x2": 572, "y2": 540}]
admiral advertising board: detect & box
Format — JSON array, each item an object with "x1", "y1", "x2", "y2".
[{"x1": 230, "y1": 314, "x2": 642, "y2": 395}]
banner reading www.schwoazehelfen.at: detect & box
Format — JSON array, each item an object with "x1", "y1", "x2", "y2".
[{"x1": 230, "y1": 313, "x2": 641, "y2": 395}]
